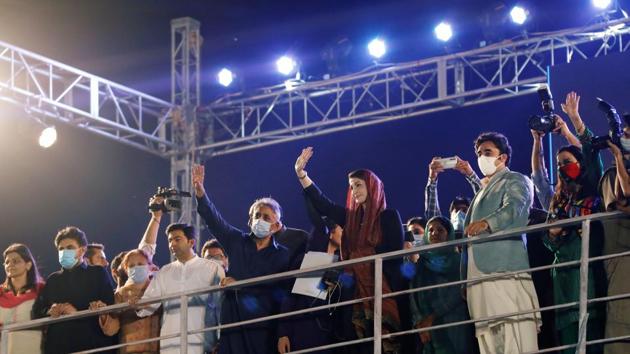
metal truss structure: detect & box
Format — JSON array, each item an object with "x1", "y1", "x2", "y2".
[
  {"x1": 201, "y1": 17, "x2": 630, "y2": 157},
  {"x1": 0, "y1": 40, "x2": 175, "y2": 156},
  {"x1": 169, "y1": 17, "x2": 203, "y2": 237}
]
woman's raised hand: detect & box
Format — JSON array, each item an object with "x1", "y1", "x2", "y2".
[{"x1": 295, "y1": 147, "x2": 314, "y2": 178}]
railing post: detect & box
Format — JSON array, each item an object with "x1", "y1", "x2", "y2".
[
  {"x1": 181, "y1": 294, "x2": 188, "y2": 354},
  {"x1": 577, "y1": 219, "x2": 591, "y2": 354},
  {"x1": 1, "y1": 328, "x2": 9, "y2": 354},
  {"x1": 374, "y1": 257, "x2": 383, "y2": 354}
]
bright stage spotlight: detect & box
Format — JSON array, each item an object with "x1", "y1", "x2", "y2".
[
  {"x1": 367, "y1": 38, "x2": 386, "y2": 59},
  {"x1": 276, "y1": 56, "x2": 297, "y2": 76},
  {"x1": 38, "y1": 126, "x2": 57, "y2": 148},
  {"x1": 217, "y1": 68, "x2": 234, "y2": 87},
  {"x1": 434, "y1": 22, "x2": 453, "y2": 42},
  {"x1": 593, "y1": 0, "x2": 612, "y2": 10},
  {"x1": 510, "y1": 6, "x2": 528, "y2": 25}
]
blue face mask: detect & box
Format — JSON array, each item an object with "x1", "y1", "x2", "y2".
[
  {"x1": 412, "y1": 233, "x2": 424, "y2": 247},
  {"x1": 58, "y1": 249, "x2": 78, "y2": 269},
  {"x1": 128, "y1": 265, "x2": 150, "y2": 284},
  {"x1": 450, "y1": 210, "x2": 466, "y2": 232},
  {"x1": 251, "y1": 219, "x2": 272, "y2": 239}
]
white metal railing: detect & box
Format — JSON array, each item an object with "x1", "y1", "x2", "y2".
[{"x1": 1, "y1": 211, "x2": 628, "y2": 354}]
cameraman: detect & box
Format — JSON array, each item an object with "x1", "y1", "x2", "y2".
[
  {"x1": 537, "y1": 92, "x2": 607, "y2": 353},
  {"x1": 530, "y1": 114, "x2": 581, "y2": 210},
  {"x1": 599, "y1": 118, "x2": 630, "y2": 354}
]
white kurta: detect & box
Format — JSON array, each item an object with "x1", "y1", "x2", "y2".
[
  {"x1": 467, "y1": 246, "x2": 542, "y2": 353},
  {"x1": 0, "y1": 298, "x2": 42, "y2": 354},
  {"x1": 138, "y1": 255, "x2": 224, "y2": 354}
]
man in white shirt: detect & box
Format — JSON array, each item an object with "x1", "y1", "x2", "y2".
[{"x1": 138, "y1": 223, "x2": 225, "y2": 354}]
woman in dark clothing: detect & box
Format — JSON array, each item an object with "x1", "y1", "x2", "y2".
[
  {"x1": 294, "y1": 147, "x2": 406, "y2": 353},
  {"x1": 277, "y1": 196, "x2": 344, "y2": 354},
  {"x1": 409, "y1": 216, "x2": 474, "y2": 354},
  {"x1": 539, "y1": 92, "x2": 607, "y2": 353}
]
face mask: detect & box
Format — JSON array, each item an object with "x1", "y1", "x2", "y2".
[
  {"x1": 559, "y1": 162, "x2": 581, "y2": 181},
  {"x1": 477, "y1": 155, "x2": 499, "y2": 176},
  {"x1": 128, "y1": 265, "x2": 150, "y2": 284},
  {"x1": 251, "y1": 219, "x2": 272, "y2": 239},
  {"x1": 412, "y1": 233, "x2": 424, "y2": 247},
  {"x1": 620, "y1": 137, "x2": 630, "y2": 154},
  {"x1": 450, "y1": 210, "x2": 466, "y2": 232},
  {"x1": 58, "y1": 249, "x2": 78, "y2": 269}
]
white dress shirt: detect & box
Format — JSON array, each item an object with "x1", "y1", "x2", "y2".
[{"x1": 138, "y1": 255, "x2": 224, "y2": 354}]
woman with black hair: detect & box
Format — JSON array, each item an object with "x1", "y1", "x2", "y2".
[
  {"x1": 0, "y1": 243, "x2": 45, "y2": 353},
  {"x1": 540, "y1": 92, "x2": 607, "y2": 353}
]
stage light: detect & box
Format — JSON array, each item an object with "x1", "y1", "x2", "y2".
[
  {"x1": 510, "y1": 6, "x2": 528, "y2": 25},
  {"x1": 593, "y1": 0, "x2": 612, "y2": 10},
  {"x1": 434, "y1": 22, "x2": 453, "y2": 42},
  {"x1": 38, "y1": 126, "x2": 57, "y2": 148},
  {"x1": 276, "y1": 56, "x2": 297, "y2": 76},
  {"x1": 217, "y1": 68, "x2": 234, "y2": 87},
  {"x1": 367, "y1": 38, "x2": 386, "y2": 59}
]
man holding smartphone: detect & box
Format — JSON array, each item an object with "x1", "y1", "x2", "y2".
[{"x1": 425, "y1": 156, "x2": 481, "y2": 223}]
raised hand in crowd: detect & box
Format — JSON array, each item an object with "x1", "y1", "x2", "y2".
[
  {"x1": 561, "y1": 91, "x2": 585, "y2": 135},
  {"x1": 295, "y1": 147, "x2": 314, "y2": 188},
  {"x1": 454, "y1": 156, "x2": 475, "y2": 177},
  {"x1": 148, "y1": 195, "x2": 164, "y2": 219},
  {"x1": 429, "y1": 157, "x2": 445, "y2": 181},
  {"x1": 192, "y1": 163, "x2": 206, "y2": 197}
]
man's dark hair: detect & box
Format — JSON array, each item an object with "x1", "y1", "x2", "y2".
[
  {"x1": 165, "y1": 223, "x2": 196, "y2": 240},
  {"x1": 201, "y1": 239, "x2": 227, "y2": 258},
  {"x1": 85, "y1": 243, "x2": 105, "y2": 260},
  {"x1": 54, "y1": 226, "x2": 88, "y2": 248},
  {"x1": 474, "y1": 132, "x2": 512, "y2": 167},
  {"x1": 449, "y1": 196, "x2": 471, "y2": 213},
  {"x1": 406, "y1": 217, "x2": 427, "y2": 228}
]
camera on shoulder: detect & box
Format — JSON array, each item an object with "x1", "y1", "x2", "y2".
[{"x1": 148, "y1": 187, "x2": 192, "y2": 213}]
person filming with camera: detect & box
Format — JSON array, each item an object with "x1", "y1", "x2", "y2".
[
  {"x1": 532, "y1": 91, "x2": 607, "y2": 353},
  {"x1": 598, "y1": 108, "x2": 630, "y2": 354}
]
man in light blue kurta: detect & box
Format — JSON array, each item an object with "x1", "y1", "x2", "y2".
[{"x1": 462, "y1": 132, "x2": 541, "y2": 354}]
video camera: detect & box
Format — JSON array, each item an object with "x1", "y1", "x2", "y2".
[
  {"x1": 591, "y1": 98, "x2": 624, "y2": 151},
  {"x1": 148, "y1": 187, "x2": 192, "y2": 213},
  {"x1": 528, "y1": 84, "x2": 557, "y2": 133}
]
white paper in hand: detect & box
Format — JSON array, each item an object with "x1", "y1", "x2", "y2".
[{"x1": 291, "y1": 251, "x2": 337, "y2": 300}]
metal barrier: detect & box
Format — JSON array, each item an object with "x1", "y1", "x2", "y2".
[{"x1": 1, "y1": 211, "x2": 628, "y2": 354}]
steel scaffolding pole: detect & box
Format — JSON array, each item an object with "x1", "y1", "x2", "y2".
[{"x1": 169, "y1": 17, "x2": 203, "y2": 246}]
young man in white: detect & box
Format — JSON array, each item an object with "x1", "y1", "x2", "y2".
[
  {"x1": 463, "y1": 132, "x2": 541, "y2": 354},
  {"x1": 138, "y1": 223, "x2": 224, "y2": 354}
]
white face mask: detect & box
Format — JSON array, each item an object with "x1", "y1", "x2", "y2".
[
  {"x1": 620, "y1": 137, "x2": 630, "y2": 154},
  {"x1": 477, "y1": 155, "x2": 500, "y2": 176},
  {"x1": 251, "y1": 219, "x2": 272, "y2": 238},
  {"x1": 450, "y1": 210, "x2": 466, "y2": 232}
]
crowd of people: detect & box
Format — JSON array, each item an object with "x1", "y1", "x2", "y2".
[{"x1": 0, "y1": 91, "x2": 629, "y2": 354}]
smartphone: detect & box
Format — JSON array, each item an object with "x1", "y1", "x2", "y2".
[{"x1": 436, "y1": 157, "x2": 457, "y2": 169}]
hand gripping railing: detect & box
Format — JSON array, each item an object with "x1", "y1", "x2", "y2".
[{"x1": 1, "y1": 211, "x2": 628, "y2": 354}]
